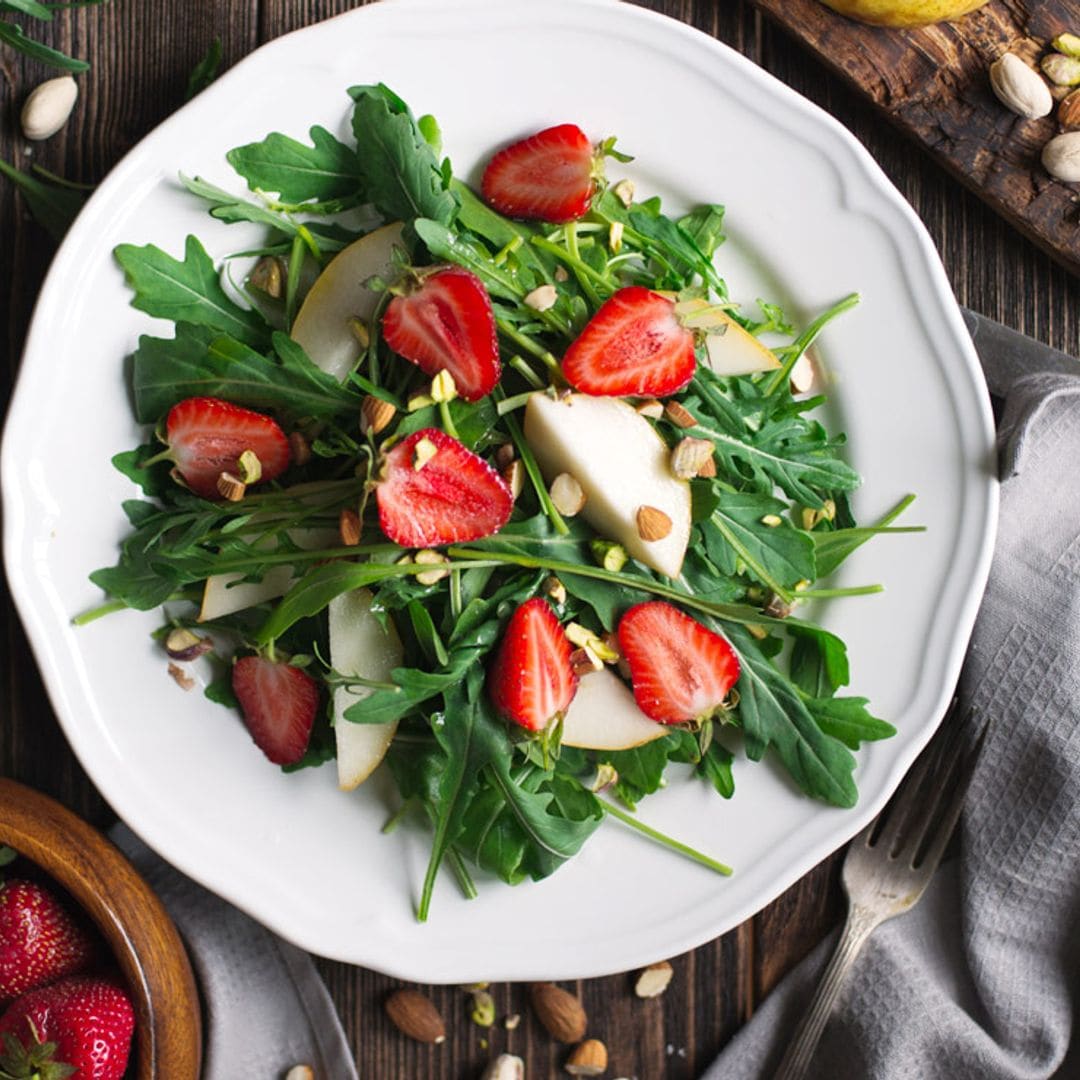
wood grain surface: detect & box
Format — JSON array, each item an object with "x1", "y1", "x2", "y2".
[
  {"x1": 1, "y1": 2, "x2": 1078, "y2": 1078},
  {"x1": 749, "y1": 0, "x2": 1080, "y2": 277}
]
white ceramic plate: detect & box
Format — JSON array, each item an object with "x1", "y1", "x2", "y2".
[{"x1": 2, "y1": 0, "x2": 997, "y2": 981}]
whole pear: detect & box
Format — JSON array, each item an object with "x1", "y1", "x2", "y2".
[{"x1": 820, "y1": 0, "x2": 988, "y2": 27}]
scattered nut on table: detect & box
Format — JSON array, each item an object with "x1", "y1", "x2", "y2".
[
  {"x1": 989, "y1": 53, "x2": 1053, "y2": 119},
  {"x1": 20, "y1": 76, "x2": 78, "y2": 140},
  {"x1": 1042, "y1": 131, "x2": 1080, "y2": 181}
]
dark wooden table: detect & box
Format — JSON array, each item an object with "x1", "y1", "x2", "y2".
[{"x1": 2, "y1": 2, "x2": 1078, "y2": 1078}]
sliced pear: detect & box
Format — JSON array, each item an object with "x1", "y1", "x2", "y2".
[
  {"x1": 523, "y1": 393, "x2": 691, "y2": 579},
  {"x1": 198, "y1": 525, "x2": 339, "y2": 622},
  {"x1": 561, "y1": 668, "x2": 666, "y2": 750},
  {"x1": 703, "y1": 313, "x2": 781, "y2": 377},
  {"x1": 290, "y1": 221, "x2": 404, "y2": 382},
  {"x1": 328, "y1": 587, "x2": 404, "y2": 790}
]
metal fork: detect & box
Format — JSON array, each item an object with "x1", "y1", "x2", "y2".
[{"x1": 773, "y1": 702, "x2": 984, "y2": 1080}]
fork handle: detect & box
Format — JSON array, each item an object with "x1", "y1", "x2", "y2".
[{"x1": 772, "y1": 903, "x2": 883, "y2": 1080}]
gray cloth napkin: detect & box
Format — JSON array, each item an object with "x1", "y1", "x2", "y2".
[
  {"x1": 705, "y1": 359, "x2": 1080, "y2": 1078},
  {"x1": 108, "y1": 824, "x2": 358, "y2": 1080}
]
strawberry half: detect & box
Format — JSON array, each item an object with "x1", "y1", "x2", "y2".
[
  {"x1": 376, "y1": 428, "x2": 512, "y2": 547},
  {"x1": 488, "y1": 597, "x2": 578, "y2": 733},
  {"x1": 617, "y1": 602, "x2": 740, "y2": 725},
  {"x1": 382, "y1": 267, "x2": 500, "y2": 402},
  {"x1": 481, "y1": 123, "x2": 595, "y2": 223},
  {"x1": 231, "y1": 655, "x2": 319, "y2": 766},
  {"x1": 561, "y1": 286, "x2": 696, "y2": 397},
  {"x1": 0, "y1": 975, "x2": 135, "y2": 1080},
  {"x1": 164, "y1": 396, "x2": 290, "y2": 498},
  {"x1": 0, "y1": 880, "x2": 97, "y2": 1001}
]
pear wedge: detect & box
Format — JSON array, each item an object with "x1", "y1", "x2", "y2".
[
  {"x1": 290, "y1": 221, "x2": 404, "y2": 381},
  {"x1": 198, "y1": 525, "x2": 339, "y2": 622},
  {"x1": 328, "y1": 587, "x2": 404, "y2": 790},
  {"x1": 561, "y1": 668, "x2": 666, "y2": 750},
  {"x1": 523, "y1": 393, "x2": 691, "y2": 579}
]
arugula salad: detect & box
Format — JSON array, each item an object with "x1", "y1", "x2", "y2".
[{"x1": 85, "y1": 83, "x2": 913, "y2": 920}]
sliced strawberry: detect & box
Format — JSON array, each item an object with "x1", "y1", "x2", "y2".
[
  {"x1": 0, "y1": 879, "x2": 97, "y2": 1001},
  {"x1": 0, "y1": 975, "x2": 134, "y2": 1080},
  {"x1": 382, "y1": 267, "x2": 500, "y2": 402},
  {"x1": 488, "y1": 597, "x2": 578, "y2": 732},
  {"x1": 481, "y1": 123, "x2": 595, "y2": 223},
  {"x1": 165, "y1": 396, "x2": 290, "y2": 498},
  {"x1": 231, "y1": 655, "x2": 319, "y2": 766},
  {"x1": 617, "y1": 602, "x2": 740, "y2": 725},
  {"x1": 561, "y1": 287, "x2": 696, "y2": 397},
  {"x1": 376, "y1": 428, "x2": 512, "y2": 547}
]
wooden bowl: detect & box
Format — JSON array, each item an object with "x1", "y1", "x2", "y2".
[{"x1": 0, "y1": 779, "x2": 202, "y2": 1079}]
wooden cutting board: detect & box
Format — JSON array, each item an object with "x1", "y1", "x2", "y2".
[{"x1": 748, "y1": 0, "x2": 1080, "y2": 276}]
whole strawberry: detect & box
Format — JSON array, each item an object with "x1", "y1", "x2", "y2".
[
  {"x1": 0, "y1": 975, "x2": 134, "y2": 1080},
  {"x1": 0, "y1": 880, "x2": 96, "y2": 1002}
]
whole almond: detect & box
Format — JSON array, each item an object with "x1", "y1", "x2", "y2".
[
  {"x1": 565, "y1": 1038, "x2": 608, "y2": 1076},
  {"x1": 634, "y1": 959, "x2": 674, "y2": 998},
  {"x1": 285, "y1": 1068, "x2": 315, "y2": 1080},
  {"x1": 1060, "y1": 88, "x2": 1080, "y2": 128},
  {"x1": 636, "y1": 505, "x2": 672, "y2": 541},
  {"x1": 384, "y1": 989, "x2": 446, "y2": 1043},
  {"x1": 529, "y1": 982, "x2": 587, "y2": 1043}
]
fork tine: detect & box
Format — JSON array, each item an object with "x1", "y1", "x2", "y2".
[
  {"x1": 868, "y1": 698, "x2": 962, "y2": 856},
  {"x1": 913, "y1": 718, "x2": 987, "y2": 871}
]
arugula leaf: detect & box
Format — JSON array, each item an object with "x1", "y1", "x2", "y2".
[
  {"x1": 349, "y1": 84, "x2": 457, "y2": 228},
  {"x1": 130, "y1": 326, "x2": 359, "y2": 423},
  {"x1": 227, "y1": 126, "x2": 363, "y2": 204},
  {"x1": 185, "y1": 36, "x2": 221, "y2": 101},
  {"x1": 0, "y1": 158, "x2": 85, "y2": 241},
  {"x1": 628, "y1": 207, "x2": 725, "y2": 294},
  {"x1": 788, "y1": 626, "x2": 850, "y2": 698},
  {"x1": 698, "y1": 741, "x2": 735, "y2": 798},
  {"x1": 805, "y1": 696, "x2": 896, "y2": 750},
  {"x1": 706, "y1": 415, "x2": 861, "y2": 509},
  {"x1": 413, "y1": 218, "x2": 522, "y2": 302},
  {"x1": 0, "y1": 18, "x2": 88, "y2": 71},
  {"x1": 114, "y1": 235, "x2": 269, "y2": 348},
  {"x1": 180, "y1": 174, "x2": 298, "y2": 235},
  {"x1": 726, "y1": 623, "x2": 858, "y2": 808},
  {"x1": 676, "y1": 204, "x2": 725, "y2": 260},
  {"x1": 1, "y1": 0, "x2": 53, "y2": 18},
  {"x1": 703, "y1": 491, "x2": 815, "y2": 596},
  {"x1": 813, "y1": 494, "x2": 919, "y2": 578}
]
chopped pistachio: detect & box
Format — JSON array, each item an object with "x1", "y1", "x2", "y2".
[
  {"x1": 236, "y1": 449, "x2": 262, "y2": 484},
  {"x1": 413, "y1": 437, "x2": 438, "y2": 471},
  {"x1": 430, "y1": 369, "x2": 458, "y2": 403},
  {"x1": 590, "y1": 538, "x2": 628, "y2": 573}
]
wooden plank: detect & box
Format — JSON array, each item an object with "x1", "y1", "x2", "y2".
[{"x1": 749, "y1": 0, "x2": 1080, "y2": 277}]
